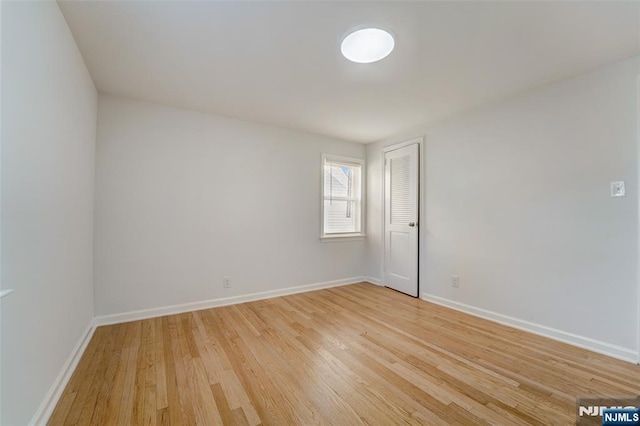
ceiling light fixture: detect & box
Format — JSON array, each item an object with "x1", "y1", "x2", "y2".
[{"x1": 341, "y1": 28, "x2": 395, "y2": 64}]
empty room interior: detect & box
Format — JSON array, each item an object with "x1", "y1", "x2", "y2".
[{"x1": 2, "y1": 0, "x2": 640, "y2": 425}]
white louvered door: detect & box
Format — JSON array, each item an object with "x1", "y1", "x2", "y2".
[{"x1": 384, "y1": 144, "x2": 419, "y2": 297}]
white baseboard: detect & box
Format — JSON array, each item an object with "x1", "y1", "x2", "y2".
[
  {"x1": 94, "y1": 277, "x2": 366, "y2": 326},
  {"x1": 422, "y1": 293, "x2": 639, "y2": 364},
  {"x1": 29, "y1": 320, "x2": 97, "y2": 426},
  {"x1": 364, "y1": 276, "x2": 382, "y2": 285}
]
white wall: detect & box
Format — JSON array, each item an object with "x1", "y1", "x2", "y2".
[
  {"x1": 94, "y1": 95, "x2": 366, "y2": 316},
  {"x1": 367, "y1": 56, "x2": 639, "y2": 357},
  {"x1": 0, "y1": 2, "x2": 97, "y2": 424},
  {"x1": 0, "y1": 0, "x2": 4, "y2": 420}
]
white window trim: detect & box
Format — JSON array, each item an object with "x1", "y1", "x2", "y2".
[{"x1": 320, "y1": 153, "x2": 366, "y2": 241}]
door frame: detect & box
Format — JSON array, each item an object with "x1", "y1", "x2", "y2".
[
  {"x1": 381, "y1": 136, "x2": 425, "y2": 296},
  {"x1": 636, "y1": 73, "x2": 640, "y2": 364}
]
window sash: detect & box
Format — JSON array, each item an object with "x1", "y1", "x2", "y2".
[{"x1": 323, "y1": 195, "x2": 358, "y2": 202}]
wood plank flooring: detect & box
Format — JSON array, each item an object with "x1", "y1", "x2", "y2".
[{"x1": 49, "y1": 282, "x2": 640, "y2": 425}]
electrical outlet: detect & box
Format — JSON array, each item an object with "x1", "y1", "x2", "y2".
[
  {"x1": 451, "y1": 275, "x2": 459, "y2": 288},
  {"x1": 223, "y1": 276, "x2": 231, "y2": 288}
]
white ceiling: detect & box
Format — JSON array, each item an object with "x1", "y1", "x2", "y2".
[{"x1": 58, "y1": 1, "x2": 640, "y2": 143}]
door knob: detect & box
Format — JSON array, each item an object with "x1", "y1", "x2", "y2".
[{"x1": 408, "y1": 222, "x2": 416, "y2": 227}]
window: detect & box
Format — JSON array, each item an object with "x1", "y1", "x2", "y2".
[{"x1": 321, "y1": 154, "x2": 365, "y2": 239}]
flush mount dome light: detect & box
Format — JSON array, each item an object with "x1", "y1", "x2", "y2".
[{"x1": 341, "y1": 28, "x2": 394, "y2": 63}]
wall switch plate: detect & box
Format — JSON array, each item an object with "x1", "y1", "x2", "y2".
[
  {"x1": 611, "y1": 181, "x2": 626, "y2": 197},
  {"x1": 223, "y1": 276, "x2": 231, "y2": 288},
  {"x1": 451, "y1": 275, "x2": 459, "y2": 288}
]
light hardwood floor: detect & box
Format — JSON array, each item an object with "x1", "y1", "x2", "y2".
[{"x1": 49, "y1": 282, "x2": 640, "y2": 425}]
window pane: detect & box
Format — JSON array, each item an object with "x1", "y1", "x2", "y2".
[
  {"x1": 324, "y1": 162, "x2": 360, "y2": 198},
  {"x1": 321, "y1": 155, "x2": 363, "y2": 237},
  {"x1": 324, "y1": 199, "x2": 358, "y2": 233}
]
